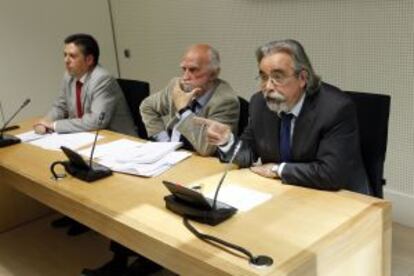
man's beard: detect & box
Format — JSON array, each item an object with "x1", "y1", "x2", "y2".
[{"x1": 264, "y1": 90, "x2": 289, "y2": 113}]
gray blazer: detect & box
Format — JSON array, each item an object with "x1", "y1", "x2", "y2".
[
  {"x1": 46, "y1": 65, "x2": 136, "y2": 136},
  {"x1": 222, "y1": 83, "x2": 370, "y2": 195},
  {"x1": 140, "y1": 77, "x2": 240, "y2": 156}
]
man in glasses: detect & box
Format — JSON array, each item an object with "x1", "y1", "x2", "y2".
[{"x1": 198, "y1": 39, "x2": 370, "y2": 195}]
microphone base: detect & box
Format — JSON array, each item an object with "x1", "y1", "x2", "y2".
[
  {"x1": 64, "y1": 161, "x2": 112, "y2": 182},
  {"x1": 0, "y1": 134, "x2": 21, "y2": 148},
  {"x1": 164, "y1": 195, "x2": 237, "y2": 226}
]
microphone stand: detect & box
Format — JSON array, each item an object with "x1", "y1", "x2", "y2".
[
  {"x1": 89, "y1": 112, "x2": 105, "y2": 168},
  {"x1": 181, "y1": 139, "x2": 274, "y2": 267},
  {"x1": 212, "y1": 140, "x2": 242, "y2": 209}
]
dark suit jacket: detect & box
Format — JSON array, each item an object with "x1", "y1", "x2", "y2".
[{"x1": 225, "y1": 83, "x2": 370, "y2": 194}]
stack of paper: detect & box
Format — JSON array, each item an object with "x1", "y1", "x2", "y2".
[{"x1": 79, "y1": 139, "x2": 192, "y2": 177}]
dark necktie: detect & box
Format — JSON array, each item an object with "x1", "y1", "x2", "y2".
[
  {"x1": 179, "y1": 100, "x2": 200, "y2": 150},
  {"x1": 190, "y1": 100, "x2": 200, "y2": 113},
  {"x1": 75, "y1": 81, "x2": 83, "y2": 118},
  {"x1": 279, "y1": 113, "x2": 294, "y2": 162}
]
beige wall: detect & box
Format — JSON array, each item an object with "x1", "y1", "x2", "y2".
[
  {"x1": 110, "y1": 0, "x2": 414, "y2": 226},
  {"x1": 0, "y1": 0, "x2": 118, "y2": 121}
]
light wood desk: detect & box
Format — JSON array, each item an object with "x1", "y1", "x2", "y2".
[{"x1": 0, "y1": 120, "x2": 391, "y2": 275}]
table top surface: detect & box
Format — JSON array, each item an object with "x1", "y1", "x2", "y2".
[{"x1": 0, "y1": 119, "x2": 391, "y2": 275}]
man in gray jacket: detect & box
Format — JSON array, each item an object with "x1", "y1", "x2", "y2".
[
  {"x1": 34, "y1": 33, "x2": 135, "y2": 136},
  {"x1": 33, "y1": 33, "x2": 136, "y2": 236}
]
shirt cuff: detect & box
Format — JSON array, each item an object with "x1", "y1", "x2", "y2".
[
  {"x1": 153, "y1": 131, "x2": 171, "y2": 142},
  {"x1": 278, "y1": 162, "x2": 286, "y2": 177},
  {"x1": 218, "y1": 133, "x2": 235, "y2": 153},
  {"x1": 175, "y1": 109, "x2": 192, "y2": 120}
]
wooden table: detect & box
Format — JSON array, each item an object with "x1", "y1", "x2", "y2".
[{"x1": 0, "y1": 120, "x2": 391, "y2": 275}]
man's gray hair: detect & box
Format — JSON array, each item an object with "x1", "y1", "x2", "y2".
[
  {"x1": 256, "y1": 39, "x2": 321, "y2": 92},
  {"x1": 208, "y1": 46, "x2": 220, "y2": 72}
]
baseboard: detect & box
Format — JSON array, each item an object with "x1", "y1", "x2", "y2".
[{"x1": 384, "y1": 188, "x2": 414, "y2": 228}]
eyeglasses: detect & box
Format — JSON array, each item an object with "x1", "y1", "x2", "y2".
[{"x1": 256, "y1": 71, "x2": 297, "y2": 86}]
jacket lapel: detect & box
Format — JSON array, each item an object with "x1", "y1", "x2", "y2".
[{"x1": 291, "y1": 95, "x2": 317, "y2": 158}]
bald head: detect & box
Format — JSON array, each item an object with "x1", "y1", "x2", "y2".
[
  {"x1": 180, "y1": 44, "x2": 220, "y2": 93},
  {"x1": 185, "y1": 44, "x2": 220, "y2": 72}
]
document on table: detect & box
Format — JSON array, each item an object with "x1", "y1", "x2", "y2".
[
  {"x1": 79, "y1": 139, "x2": 191, "y2": 177},
  {"x1": 99, "y1": 150, "x2": 191, "y2": 177},
  {"x1": 17, "y1": 131, "x2": 102, "y2": 150},
  {"x1": 16, "y1": 130, "x2": 49, "y2": 142},
  {"x1": 206, "y1": 185, "x2": 272, "y2": 212},
  {"x1": 78, "y1": 138, "x2": 143, "y2": 159}
]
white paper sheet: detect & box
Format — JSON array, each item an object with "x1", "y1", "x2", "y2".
[
  {"x1": 16, "y1": 130, "x2": 50, "y2": 142},
  {"x1": 206, "y1": 185, "x2": 272, "y2": 212},
  {"x1": 28, "y1": 132, "x2": 102, "y2": 150}
]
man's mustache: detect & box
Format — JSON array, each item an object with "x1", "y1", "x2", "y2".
[{"x1": 265, "y1": 91, "x2": 286, "y2": 103}]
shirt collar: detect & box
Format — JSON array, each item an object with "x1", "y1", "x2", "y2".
[
  {"x1": 195, "y1": 85, "x2": 215, "y2": 107},
  {"x1": 289, "y1": 92, "x2": 305, "y2": 117},
  {"x1": 77, "y1": 73, "x2": 87, "y2": 84},
  {"x1": 278, "y1": 92, "x2": 305, "y2": 118}
]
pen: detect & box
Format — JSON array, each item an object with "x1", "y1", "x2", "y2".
[{"x1": 2, "y1": 125, "x2": 20, "y2": 132}]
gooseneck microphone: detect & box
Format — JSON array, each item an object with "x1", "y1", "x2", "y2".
[
  {"x1": 0, "y1": 98, "x2": 31, "y2": 148},
  {"x1": 50, "y1": 111, "x2": 112, "y2": 182},
  {"x1": 182, "y1": 139, "x2": 273, "y2": 268},
  {"x1": 163, "y1": 140, "x2": 241, "y2": 226},
  {"x1": 89, "y1": 112, "x2": 105, "y2": 168},
  {"x1": 212, "y1": 140, "x2": 242, "y2": 209}
]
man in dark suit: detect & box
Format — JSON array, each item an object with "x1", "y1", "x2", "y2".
[{"x1": 198, "y1": 39, "x2": 370, "y2": 195}]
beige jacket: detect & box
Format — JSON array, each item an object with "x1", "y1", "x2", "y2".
[{"x1": 140, "y1": 77, "x2": 240, "y2": 156}]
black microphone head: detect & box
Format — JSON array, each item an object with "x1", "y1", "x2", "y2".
[{"x1": 22, "y1": 98, "x2": 31, "y2": 107}]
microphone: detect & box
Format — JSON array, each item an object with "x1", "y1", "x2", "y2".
[
  {"x1": 179, "y1": 140, "x2": 273, "y2": 268},
  {"x1": 163, "y1": 140, "x2": 242, "y2": 226},
  {"x1": 212, "y1": 140, "x2": 242, "y2": 209},
  {"x1": 89, "y1": 112, "x2": 105, "y2": 167},
  {"x1": 0, "y1": 98, "x2": 31, "y2": 148},
  {"x1": 51, "y1": 111, "x2": 112, "y2": 182}
]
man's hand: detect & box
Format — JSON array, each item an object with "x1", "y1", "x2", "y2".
[
  {"x1": 172, "y1": 81, "x2": 201, "y2": 111},
  {"x1": 193, "y1": 117, "x2": 231, "y2": 145},
  {"x1": 250, "y1": 163, "x2": 279, "y2": 179},
  {"x1": 33, "y1": 119, "x2": 54, "y2": 134}
]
